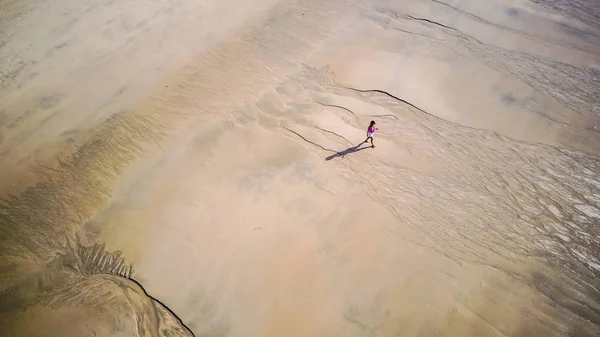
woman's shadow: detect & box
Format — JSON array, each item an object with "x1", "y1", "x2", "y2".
[{"x1": 325, "y1": 143, "x2": 371, "y2": 161}]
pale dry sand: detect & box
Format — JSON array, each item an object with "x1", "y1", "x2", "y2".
[{"x1": 1, "y1": 0, "x2": 600, "y2": 336}]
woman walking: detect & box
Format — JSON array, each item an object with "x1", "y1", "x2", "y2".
[{"x1": 363, "y1": 120, "x2": 378, "y2": 148}]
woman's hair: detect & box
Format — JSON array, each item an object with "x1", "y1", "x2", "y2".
[{"x1": 370, "y1": 120, "x2": 375, "y2": 125}]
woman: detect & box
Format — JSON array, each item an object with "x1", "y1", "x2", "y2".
[{"x1": 363, "y1": 120, "x2": 378, "y2": 148}]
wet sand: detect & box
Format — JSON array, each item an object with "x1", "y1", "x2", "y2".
[{"x1": 1, "y1": 0, "x2": 600, "y2": 336}]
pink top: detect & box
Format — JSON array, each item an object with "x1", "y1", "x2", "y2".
[{"x1": 368, "y1": 126, "x2": 376, "y2": 133}]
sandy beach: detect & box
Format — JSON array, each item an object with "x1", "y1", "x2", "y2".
[{"x1": 1, "y1": 0, "x2": 600, "y2": 336}]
